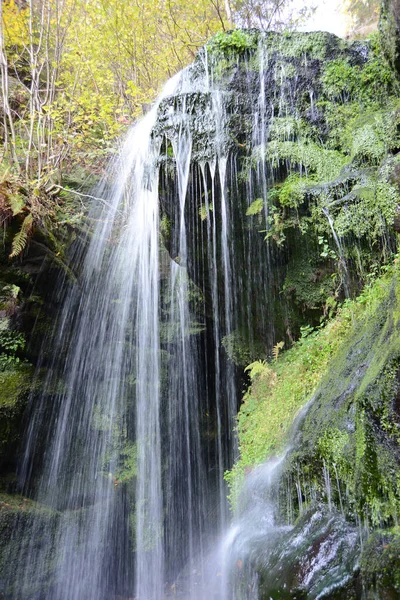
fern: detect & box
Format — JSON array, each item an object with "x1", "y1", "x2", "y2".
[
  {"x1": 199, "y1": 203, "x2": 213, "y2": 221},
  {"x1": 8, "y1": 193, "x2": 25, "y2": 216},
  {"x1": 9, "y1": 214, "x2": 34, "y2": 258},
  {"x1": 246, "y1": 198, "x2": 264, "y2": 216},
  {"x1": 272, "y1": 341, "x2": 285, "y2": 362},
  {"x1": 245, "y1": 360, "x2": 269, "y2": 380}
]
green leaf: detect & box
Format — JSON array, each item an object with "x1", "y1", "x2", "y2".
[{"x1": 246, "y1": 198, "x2": 264, "y2": 216}]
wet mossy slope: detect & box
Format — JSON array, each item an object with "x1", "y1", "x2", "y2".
[{"x1": 229, "y1": 264, "x2": 400, "y2": 597}]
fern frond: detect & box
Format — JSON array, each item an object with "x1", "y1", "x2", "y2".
[
  {"x1": 246, "y1": 198, "x2": 264, "y2": 216},
  {"x1": 0, "y1": 167, "x2": 10, "y2": 184},
  {"x1": 199, "y1": 204, "x2": 208, "y2": 221},
  {"x1": 199, "y1": 203, "x2": 213, "y2": 221},
  {"x1": 8, "y1": 193, "x2": 25, "y2": 216},
  {"x1": 245, "y1": 360, "x2": 268, "y2": 379},
  {"x1": 272, "y1": 341, "x2": 285, "y2": 362},
  {"x1": 9, "y1": 214, "x2": 34, "y2": 258}
]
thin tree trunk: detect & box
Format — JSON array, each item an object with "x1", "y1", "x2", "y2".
[
  {"x1": 0, "y1": 2, "x2": 20, "y2": 170},
  {"x1": 224, "y1": 0, "x2": 233, "y2": 26}
]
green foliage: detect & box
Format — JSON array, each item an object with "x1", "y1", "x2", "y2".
[
  {"x1": 265, "y1": 140, "x2": 348, "y2": 182},
  {"x1": 0, "y1": 315, "x2": 33, "y2": 464},
  {"x1": 244, "y1": 360, "x2": 272, "y2": 380},
  {"x1": 208, "y1": 30, "x2": 257, "y2": 55},
  {"x1": 199, "y1": 203, "x2": 213, "y2": 221},
  {"x1": 9, "y1": 214, "x2": 33, "y2": 259},
  {"x1": 276, "y1": 31, "x2": 330, "y2": 60},
  {"x1": 360, "y1": 529, "x2": 400, "y2": 595},
  {"x1": 321, "y1": 54, "x2": 394, "y2": 105},
  {"x1": 268, "y1": 174, "x2": 308, "y2": 209},
  {"x1": 160, "y1": 214, "x2": 171, "y2": 239},
  {"x1": 330, "y1": 163, "x2": 400, "y2": 241},
  {"x1": 282, "y1": 244, "x2": 338, "y2": 312},
  {"x1": 226, "y1": 263, "x2": 400, "y2": 508},
  {"x1": 272, "y1": 341, "x2": 284, "y2": 361},
  {"x1": 0, "y1": 321, "x2": 25, "y2": 371},
  {"x1": 114, "y1": 442, "x2": 137, "y2": 485},
  {"x1": 0, "y1": 347, "x2": 33, "y2": 462},
  {"x1": 222, "y1": 330, "x2": 267, "y2": 367},
  {"x1": 0, "y1": 365, "x2": 32, "y2": 408},
  {"x1": 268, "y1": 116, "x2": 302, "y2": 141},
  {"x1": 246, "y1": 198, "x2": 264, "y2": 216},
  {"x1": 2, "y1": 0, "x2": 229, "y2": 182},
  {"x1": 318, "y1": 428, "x2": 350, "y2": 470},
  {"x1": 318, "y1": 235, "x2": 337, "y2": 259},
  {"x1": 261, "y1": 61, "x2": 400, "y2": 299},
  {"x1": 321, "y1": 59, "x2": 360, "y2": 100},
  {"x1": 226, "y1": 300, "x2": 354, "y2": 504},
  {"x1": 278, "y1": 265, "x2": 400, "y2": 529}
]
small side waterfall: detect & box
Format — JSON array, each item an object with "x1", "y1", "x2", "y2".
[{"x1": 219, "y1": 456, "x2": 289, "y2": 600}]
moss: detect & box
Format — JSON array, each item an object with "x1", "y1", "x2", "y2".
[
  {"x1": 227, "y1": 264, "x2": 400, "y2": 518},
  {"x1": 207, "y1": 30, "x2": 258, "y2": 55},
  {"x1": 274, "y1": 60, "x2": 296, "y2": 79},
  {"x1": 114, "y1": 441, "x2": 137, "y2": 485},
  {"x1": 265, "y1": 140, "x2": 348, "y2": 182},
  {"x1": 321, "y1": 52, "x2": 394, "y2": 105},
  {"x1": 0, "y1": 316, "x2": 34, "y2": 463},
  {"x1": 276, "y1": 31, "x2": 333, "y2": 60},
  {"x1": 282, "y1": 246, "x2": 338, "y2": 314},
  {"x1": 222, "y1": 329, "x2": 267, "y2": 368},
  {"x1": 321, "y1": 59, "x2": 361, "y2": 100},
  {"x1": 380, "y1": 0, "x2": 400, "y2": 77},
  {"x1": 0, "y1": 365, "x2": 32, "y2": 408},
  {"x1": 226, "y1": 262, "x2": 400, "y2": 593},
  {"x1": 283, "y1": 267, "x2": 400, "y2": 524},
  {"x1": 0, "y1": 364, "x2": 33, "y2": 465},
  {"x1": 360, "y1": 529, "x2": 400, "y2": 595},
  {"x1": 225, "y1": 292, "x2": 355, "y2": 506},
  {"x1": 0, "y1": 492, "x2": 60, "y2": 597}
]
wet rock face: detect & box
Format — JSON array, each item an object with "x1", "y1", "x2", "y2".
[
  {"x1": 153, "y1": 31, "x2": 372, "y2": 164},
  {"x1": 154, "y1": 27, "x2": 400, "y2": 356},
  {"x1": 166, "y1": 29, "x2": 400, "y2": 598},
  {"x1": 223, "y1": 456, "x2": 362, "y2": 599},
  {"x1": 256, "y1": 508, "x2": 360, "y2": 599}
]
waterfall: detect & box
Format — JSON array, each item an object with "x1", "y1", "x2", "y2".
[
  {"x1": 10, "y1": 73, "x2": 183, "y2": 600},
  {"x1": 4, "y1": 30, "x2": 375, "y2": 600},
  {"x1": 7, "y1": 50, "x2": 249, "y2": 599},
  {"x1": 219, "y1": 456, "x2": 289, "y2": 600}
]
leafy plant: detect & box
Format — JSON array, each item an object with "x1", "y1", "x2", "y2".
[
  {"x1": 208, "y1": 30, "x2": 257, "y2": 55},
  {"x1": 272, "y1": 341, "x2": 284, "y2": 361},
  {"x1": 0, "y1": 326, "x2": 26, "y2": 370},
  {"x1": 318, "y1": 235, "x2": 337, "y2": 260},
  {"x1": 244, "y1": 360, "x2": 270, "y2": 380},
  {"x1": 246, "y1": 198, "x2": 264, "y2": 216},
  {"x1": 9, "y1": 214, "x2": 34, "y2": 259},
  {"x1": 199, "y1": 203, "x2": 213, "y2": 221}
]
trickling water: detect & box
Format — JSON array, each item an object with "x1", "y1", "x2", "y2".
[
  {"x1": 322, "y1": 206, "x2": 351, "y2": 297},
  {"x1": 219, "y1": 455, "x2": 290, "y2": 600}
]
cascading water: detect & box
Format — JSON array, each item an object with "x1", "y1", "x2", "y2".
[
  {"x1": 9, "y1": 73, "x2": 182, "y2": 600},
  {"x1": 6, "y1": 52, "x2": 247, "y2": 599},
  {"x1": 4, "y1": 29, "x2": 378, "y2": 600},
  {"x1": 218, "y1": 456, "x2": 289, "y2": 600}
]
